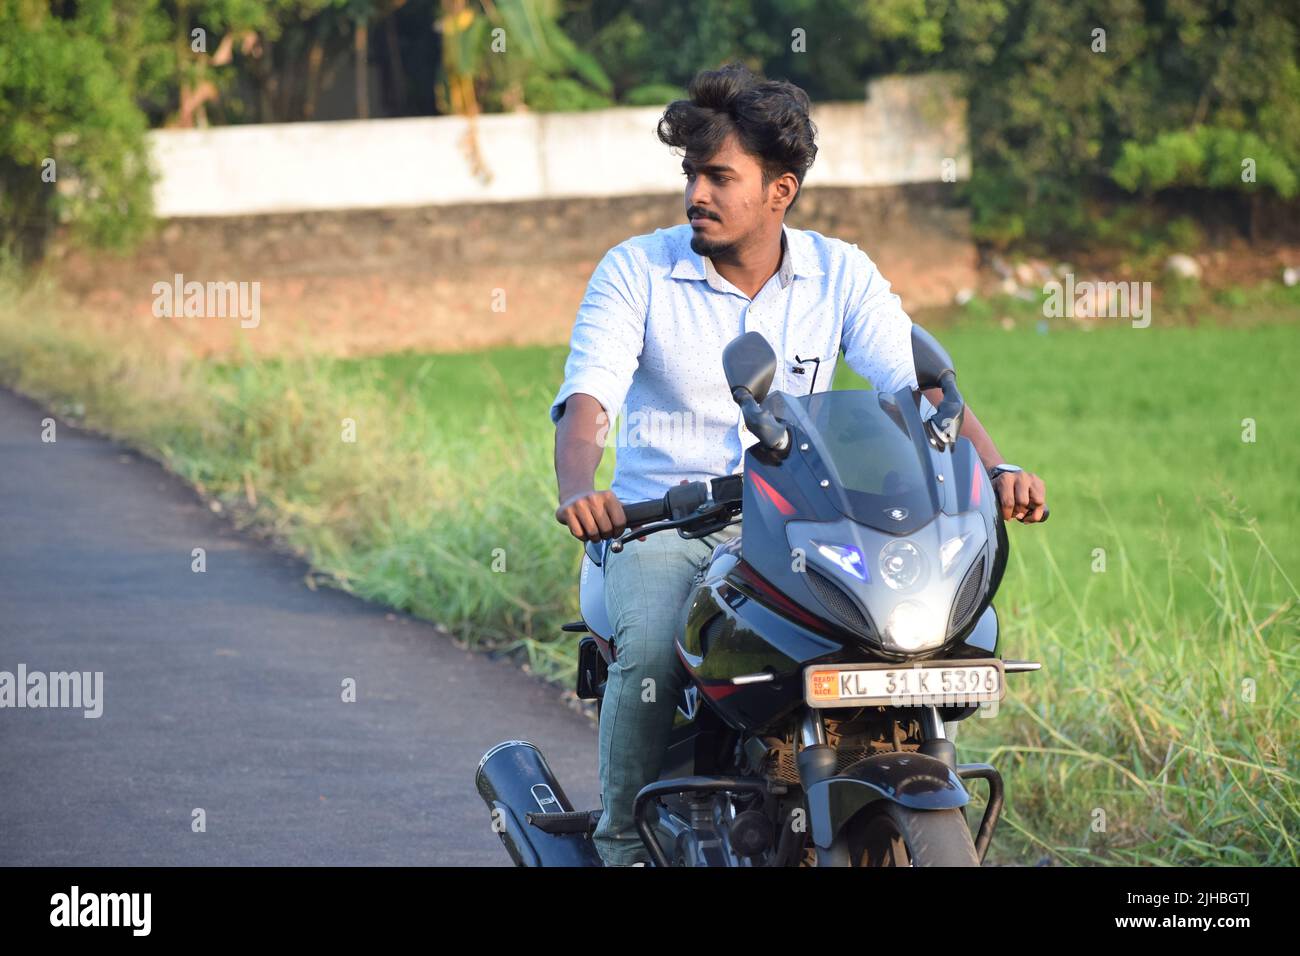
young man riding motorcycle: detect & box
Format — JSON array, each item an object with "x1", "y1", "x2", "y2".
[{"x1": 549, "y1": 62, "x2": 1048, "y2": 866}]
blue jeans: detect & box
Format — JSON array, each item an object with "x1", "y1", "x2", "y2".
[{"x1": 593, "y1": 523, "x2": 740, "y2": 865}]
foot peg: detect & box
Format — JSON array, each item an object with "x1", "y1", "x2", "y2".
[{"x1": 526, "y1": 808, "x2": 601, "y2": 835}]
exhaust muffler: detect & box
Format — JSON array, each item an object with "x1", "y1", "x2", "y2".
[{"x1": 475, "y1": 740, "x2": 603, "y2": 866}]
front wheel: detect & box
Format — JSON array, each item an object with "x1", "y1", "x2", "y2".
[{"x1": 844, "y1": 801, "x2": 980, "y2": 867}]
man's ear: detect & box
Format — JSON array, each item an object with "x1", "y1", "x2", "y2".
[{"x1": 770, "y1": 172, "x2": 798, "y2": 212}]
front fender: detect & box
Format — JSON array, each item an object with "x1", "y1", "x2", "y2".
[{"x1": 805, "y1": 752, "x2": 970, "y2": 849}]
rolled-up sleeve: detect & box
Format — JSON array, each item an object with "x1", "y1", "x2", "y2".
[
  {"x1": 549, "y1": 242, "x2": 648, "y2": 426},
  {"x1": 839, "y1": 244, "x2": 918, "y2": 394}
]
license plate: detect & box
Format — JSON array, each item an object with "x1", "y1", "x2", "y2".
[{"x1": 804, "y1": 659, "x2": 1005, "y2": 708}]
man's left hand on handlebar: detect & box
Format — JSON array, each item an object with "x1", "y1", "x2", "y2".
[{"x1": 992, "y1": 469, "x2": 1048, "y2": 523}]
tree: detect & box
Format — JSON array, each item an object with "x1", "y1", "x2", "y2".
[
  {"x1": 1108, "y1": 1, "x2": 1300, "y2": 242},
  {"x1": 435, "y1": 0, "x2": 612, "y2": 181},
  {"x1": 818, "y1": 0, "x2": 1300, "y2": 247},
  {"x1": 0, "y1": 0, "x2": 167, "y2": 259}
]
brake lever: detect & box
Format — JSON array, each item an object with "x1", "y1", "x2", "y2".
[{"x1": 607, "y1": 517, "x2": 679, "y2": 553}]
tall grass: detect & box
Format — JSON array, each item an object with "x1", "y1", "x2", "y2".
[{"x1": 971, "y1": 508, "x2": 1298, "y2": 865}]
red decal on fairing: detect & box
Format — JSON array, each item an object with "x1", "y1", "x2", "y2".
[{"x1": 750, "y1": 470, "x2": 796, "y2": 515}]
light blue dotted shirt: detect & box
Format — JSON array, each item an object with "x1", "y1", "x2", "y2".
[{"x1": 550, "y1": 222, "x2": 919, "y2": 504}]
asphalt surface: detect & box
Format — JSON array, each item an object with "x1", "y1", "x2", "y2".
[{"x1": 0, "y1": 387, "x2": 599, "y2": 865}]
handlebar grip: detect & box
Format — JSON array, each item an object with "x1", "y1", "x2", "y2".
[
  {"x1": 620, "y1": 479, "x2": 710, "y2": 529},
  {"x1": 621, "y1": 497, "x2": 669, "y2": 527}
]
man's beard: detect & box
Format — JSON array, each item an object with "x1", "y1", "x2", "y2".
[{"x1": 690, "y1": 231, "x2": 737, "y2": 260}]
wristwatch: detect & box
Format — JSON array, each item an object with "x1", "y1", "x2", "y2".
[{"x1": 987, "y1": 463, "x2": 1023, "y2": 481}]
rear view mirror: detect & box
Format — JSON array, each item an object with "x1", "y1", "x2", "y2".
[
  {"x1": 911, "y1": 325, "x2": 956, "y2": 389},
  {"x1": 722, "y1": 332, "x2": 778, "y2": 404},
  {"x1": 911, "y1": 324, "x2": 966, "y2": 449}
]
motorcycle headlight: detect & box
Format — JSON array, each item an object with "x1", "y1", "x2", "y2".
[
  {"x1": 811, "y1": 541, "x2": 868, "y2": 581},
  {"x1": 940, "y1": 532, "x2": 975, "y2": 574},
  {"x1": 883, "y1": 600, "x2": 946, "y2": 652},
  {"x1": 879, "y1": 539, "x2": 927, "y2": 591}
]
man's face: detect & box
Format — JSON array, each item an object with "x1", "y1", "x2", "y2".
[{"x1": 682, "y1": 132, "x2": 776, "y2": 259}]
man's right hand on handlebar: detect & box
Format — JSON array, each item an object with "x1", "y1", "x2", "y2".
[
  {"x1": 555, "y1": 489, "x2": 631, "y2": 543},
  {"x1": 556, "y1": 480, "x2": 691, "y2": 543}
]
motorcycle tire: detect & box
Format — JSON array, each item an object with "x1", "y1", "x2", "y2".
[{"x1": 844, "y1": 801, "x2": 980, "y2": 867}]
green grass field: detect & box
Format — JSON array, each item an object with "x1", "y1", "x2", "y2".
[
  {"x1": 1, "y1": 278, "x2": 1296, "y2": 864},
  {"x1": 252, "y1": 317, "x2": 1300, "y2": 641}
]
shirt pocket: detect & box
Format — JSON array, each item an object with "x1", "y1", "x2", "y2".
[
  {"x1": 782, "y1": 339, "x2": 837, "y2": 396},
  {"x1": 777, "y1": 298, "x2": 839, "y2": 396}
]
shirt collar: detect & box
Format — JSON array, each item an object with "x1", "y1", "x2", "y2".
[{"x1": 670, "y1": 222, "x2": 824, "y2": 289}]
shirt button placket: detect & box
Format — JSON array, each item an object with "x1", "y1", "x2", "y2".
[{"x1": 737, "y1": 304, "x2": 751, "y2": 445}]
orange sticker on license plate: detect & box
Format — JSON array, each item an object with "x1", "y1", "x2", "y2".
[{"x1": 809, "y1": 671, "x2": 840, "y2": 701}]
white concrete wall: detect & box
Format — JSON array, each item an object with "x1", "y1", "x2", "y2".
[{"x1": 150, "y1": 73, "x2": 968, "y2": 218}]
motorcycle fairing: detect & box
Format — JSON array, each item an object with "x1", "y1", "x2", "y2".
[
  {"x1": 729, "y1": 385, "x2": 1008, "y2": 658},
  {"x1": 579, "y1": 539, "x2": 613, "y2": 641}
]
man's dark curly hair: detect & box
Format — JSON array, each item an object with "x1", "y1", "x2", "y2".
[{"x1": 657, "y1": 62, "x2": 818, "y2": 212}]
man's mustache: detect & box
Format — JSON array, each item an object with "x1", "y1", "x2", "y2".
[{"x1": 687, "y1": 208, "x2": 719, "y2": 221}]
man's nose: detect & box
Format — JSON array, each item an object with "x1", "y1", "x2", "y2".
[{"x1": 686, "y1": 179, "x2": 710, "y2": 208}]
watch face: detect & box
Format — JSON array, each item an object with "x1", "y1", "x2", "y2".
[{"x1": 994, "y1": 464, "x2": 1023, "y2": 475}]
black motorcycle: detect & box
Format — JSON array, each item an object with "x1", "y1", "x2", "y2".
[{"x1": 477, "y1": 325, "x2": 1046, "y2": 866}]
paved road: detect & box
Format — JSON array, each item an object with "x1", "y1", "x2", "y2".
[{"x1": 0, "y1": 387, "x2": 599, "y2": 865}]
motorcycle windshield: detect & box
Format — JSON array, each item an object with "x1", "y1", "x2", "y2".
[{"x1": 802, "y1": 390, "x2": 938, "y2": 532}]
